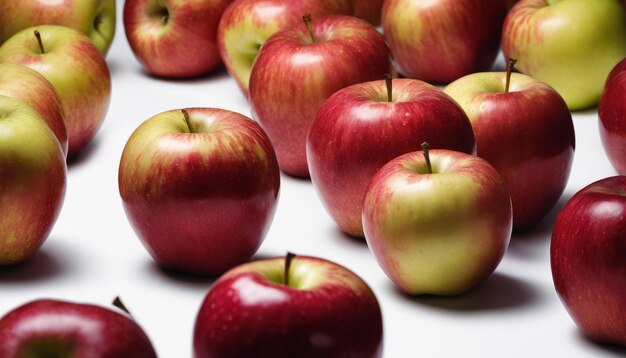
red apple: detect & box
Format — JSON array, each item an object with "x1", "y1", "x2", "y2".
[
  {"x1": 0, "y1": 299, "x2": 156, "y2": 356},
  {"x1": 124, "y1": 0, "x2": 233, "y2": 78},
  {"x1": 193, "y1": 254, "x2": 383, "y2": 357},
  {"x1": 551, "y1": 176, "x2": 626, "y2": 346},
  {"x1": 352, "y1": 0, "x2": 384, "y2": 25},
  {"x1": 444, "y1": 60, "x2": 575, "y2": 230},
  {"x1": 382, "y1": 0, "x2": 507, "y2": 83},
  {"x1": 119, "y1": 108, "x2": 280, "y2": 275},
  {"x1": 599, "y1": 58, "x2": 626, "y2": 175},
  {"x1": 249, "y1": 15, "x2": 391, "y2": 177},
  {"x1": 0, "y1": 63, "x2": 67, "y2": 156},
  {"x1": 307, "y1": 77, "x2": 476, "y2": 237}
]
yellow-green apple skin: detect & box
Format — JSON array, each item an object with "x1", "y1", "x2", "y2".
[
  {"x1": 0, "y1": 0, "x2": 116, "y2": 55},
  {"x1": 0, "y1": 63, "x2": 67, "y2": 157},
  {"x1": 362, "y1": 150, "x2": 512, "y2": 295},
  {"x1": 217, "y1": 0, "x2": 353, "y2": 97},
  {"x1": 444, "y1": 72, "x2": 575, "y2": 230},
  {"x1": 0, "y1": 25, "x2": 111, "y2": 157},
  {"x1": 0, "y1": 96, "x2": 66, "y2": 266},
  {"x1": 502, "y1": 0, "x2": 626, "y2": 110}
]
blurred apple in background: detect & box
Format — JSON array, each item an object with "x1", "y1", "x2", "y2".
[
  {"x1": 502, "y1": 0, "x2": 626, "y2": 110},
  {"x1": 194, "y1": 254, "x2": 383, "y2": 357},
  {"x1": 599, "y1": 58, "x2": 626, "y2": 175},
  {"x1": 0, "y1": 25, "x2": 111, "y2": 158},
  {"x1": 0, "y1": 0, "x2": 116, "y2": 55},
  {"x1": 363, "y1": 147, "x2": 512, "y2": 295},
  {"x1": 0, "y1": 96, "x2": 66, "y2": 266},
  {"x1": 444, "y1": 60, "x2": 575, "y2": 230},
  {"x1": 351, "y1": 0, "x2": 384, "y2": 25},
  {"x1": 382, "y1": 0, "x2": 507, "y2": 83},
  {"x1": 0, "y1": 299, "x2": 157, "y2": 357},
  {"x1": 119, "y1": 108, "x2": 280, "y2": 276},
  {"x1": 308, "y1": 77, "x2": 475, "y2": 237},
  {"x1": 249, "y1": 15, "x2": 391, "y2": 177},
  {"x1": 0, "y1": 63, "x2": 67, "y2": 157},
  {"x1": 217, "y1": 0, "x2": 353, "y2": 96},
  {"x1": 551, "y1": 176, "x2": 626, "y2": 347},
  {"x1": 124, "y1": 0, "x2": 233, "y2": 78}
]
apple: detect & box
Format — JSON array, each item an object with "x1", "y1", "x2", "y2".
[
  {"x1": 0, "y1": 298, "x2": 157, "y2": 356},
  {"x1": 502, "y1": 0, "x2": 626, "y2": 110},
  {"x1": 599, "y1": 58, "x2": 626, "y2": 175},
  {"x1": 443, "y1": 59, "x2": 575, "y2": 230},
  {"x1": 119, "y1": 108, "x2": 280, "y2": 276},
  {"x1": 551, "y1": 176, "x2": 626, "y2": 346},
  {"x1": 308, "y1": 76, "x2": 476, "y2": 237},
  {"x1": 249, "y1": 15, "x2": 391, "y2": 177},
  {"x1": 352, "y1": 0, "x2": 384, "y2": 25},
  {"x1": 382, "y1": 0, "x2": 507, "y2": 83},
  {"x1": 0, "y1": 95, "x2": 66, "y2": 266},
  {"x1": 124, "y1": 0, "x2": 232, "y2": 78},
  {"x1": 193, "y1": 253, "x2": 383, "y2": 357},
  {"x1": 0, "y1": 25, "x2": 111, "y2": 157},
  {"x1": 217, "y1": 0, "x2": 353, "y2": 96},
  {"x1": 0, "y1": 0, "x2": 116, "y2": 55},
  {"x1": 0, "y1": 63, "x2": 67, "y2": 157},
  {"x1": 362, "y1": 146, "x2": 512, "y2": 295}
]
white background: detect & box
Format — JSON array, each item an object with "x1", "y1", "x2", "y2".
[{"x1": 1, "y1": 4, "x2": 626, "y2": 358}]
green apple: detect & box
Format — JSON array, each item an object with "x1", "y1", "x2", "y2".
[{"x1": 502, "y1": 0, "x2": 626, "y2": 110}]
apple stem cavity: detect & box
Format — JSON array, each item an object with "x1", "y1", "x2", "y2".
[
  {"x1": 181, "y1": 109, "x2": 194, "y2": 133},
  {"x1": 505, "y1": 58, "x2": 517, "y2": 93},
  {"x1": 112, "y1": 296, "x2": 133, "y2": 317},
  {"x1": 385, "y1": 73, "x2": 393, "y2": 102},
  {"x1": 285, "y1": 252, "x2": 296, "y2": 286},
  {"x1": 421, "y1": 142, "x2": 433, "y2": 174},
  {"x1": 302, "y1": 14, "x2": 316, "y2": 43},
  {"x1": 34, "y1": 30, "x2": 44, "y2": 54}
]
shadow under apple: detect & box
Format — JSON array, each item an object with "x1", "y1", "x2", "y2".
[
  {"x1": 574, "y1": 329, "x2": 626, "y2": 357},
  {"x1": 0, "y1": 242, "x2": 68, "y2": 283}
]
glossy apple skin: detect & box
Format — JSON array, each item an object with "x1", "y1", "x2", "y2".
[
  {"x1": 193, "y1": 255, "x2": 383, "y2": 357},
  {"x1": 250, "y1": 15, "x2": 391, "y2": 177},
  {"x1": 124, "y1": 0, "x2": 232, "y2": 78},
  {"x1": 551, "y1": 176, "x2": 626, "y2": 346},
  {"x1": 502, "y1": 0, "x2": 626, "y2": 110},
  {"x1": 599, "y1": 59, "x2": 626, "y2": 175},
  {"x1": 0, "y1": 25, "x2": 111, "y2": 157},
  {"x1": 444, "y1": 72, "x2": 575, "y2": 230},
  {"x1": 0, "y1": 0, "x2": 116, "y2": 55},
  {"x1": 308, "y1": 79, "x2": 476, "y2": 237},
  {"x1": 0, "y1": 96, "x2": 66, "y2": 266},
  {"x1": 352, "y1": 0, "x2": 384, "y2": 25},
  {"x1": 382, "y1": 0, "x2": 507, "y2": 83},
  {"x1": 119, "y1": 108, "x2": 280, "y2": 275},
  {"x1": 0, "y1": 63, "x2": 67, "y2": 156},
  {"x1": 363, "y1": 150, "x2": 512, "y2": 295},
  {"x1": 0, "y1": 299, "x2": 157, "y2": 357},
  {"x1": 217, "y1": 0, "x2": 353, "y2": 96}
]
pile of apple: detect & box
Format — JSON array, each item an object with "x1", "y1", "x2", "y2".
[{"x1": 1, "y1": 0, "x2": 626, "y2": 356}]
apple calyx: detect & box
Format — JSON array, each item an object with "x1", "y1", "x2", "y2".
[
  {"x1": 421, "y1": 142, "x2": 433, "y2": 174},
  {"x1": 284, "y1": 252, "x2": 296, "y2": 286},
  {"x1": 112, "y1": 296, "x2": 133, "y2": 318},
  {"x1": 505, "y1": 58, "x2": 517, "y2": 93},
  {"x1": 385, "y1": 73, "x2": 393, "y2": 102},
  {"x1": 181, "y1": 109, "x2": 194, "y2": 133},
  {"x1": 34, "y1": 30, "x2": 44, "y2": 54},
  {"x1": 302, "y1": 14, "x2": 316, "y2": 44}
]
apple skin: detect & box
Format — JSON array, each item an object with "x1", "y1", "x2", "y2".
[
  {"x1": 551, "y1": 176, "x2": 626, "y2": 346},
  {"x1": 502, "y1": 0, "x2": 626, "y2": 110},
  {"x1": 599, "y1": 58, "x2": 626, "y2": 175},
  {"x1": 0, "y1": 95, "x2": 66, "y2": 266},
  {"x1": 444, "y1": 72, "x2": 575, "y2": 230},
  {"x1": 382, "y1": 0, "x2": 507, "y2": 83},
  {"x1": 0, "y1": 25, "x2": 111, "y2": 158},
  {"x1": 308, "y1": 78, "x2": 476, "y2": 237},
  {"x1": 363, "y1": 149, "x2": 512, "y2": 295},
  {"x1": 351, "y1": 0, "x2": 384, "y2": 25},
  {"x1": 0, "y1": 63, "x2": 67, "y2": 157},
  {"x1": 124, "y1": 0, "x2": 233, "y2": 78},
  {"x1": 0, "y1": 0, "x2": 116, "y2": 55},
  {"x1": 119, "y1": 108, "x2": 280, "y2": 276},
  {"x1": 249, "y1": 15, "x2": 391, "y2": 177},
  {"x1": 217, "y1": 0, "x2": 353, "y2": 96},
  {"x1": 193, "y1": 255, "x2": 383, "y2": 357},
  {"x1": 0, "y1": 299, "x2": 157, "y2": 357}
]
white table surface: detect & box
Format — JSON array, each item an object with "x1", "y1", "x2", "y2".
[{"x1": 2, "y1": 5, "x2": 626, "y2": 358}]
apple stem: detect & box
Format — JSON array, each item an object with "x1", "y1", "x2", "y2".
[
  {"x1": 34, "y1": 30, "x2": 44, "y2": 54},
  {"x1": 112, "y1": 296, "x2": 133, "y2": 318},
  {"x1": 302, "y1": 14, "x2": 316, "y2": 43},
  {"x1": 285, "y1": 252, "x2": 296, "y2": 286},
  {"x1": 181, "y1": 109, "x2": 193, "y2": 133},
  {"x1": 421, "y1": 142, "x2": 432, "y2": 174},
  {"x1": 385, "y1": 73, "x2": 393, "y2": 102},
  {"x1": 505, "y1": 58, "x2": 517, "y2": 93}
]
